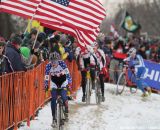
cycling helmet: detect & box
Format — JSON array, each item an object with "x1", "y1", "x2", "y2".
[
  {"x1": 128, "y1": 47, "x2": 137, "y2": 55},
  {"x1": 91, "y1": 41, "x2": 98, "y2": 48},
  {"x1": 49, "y1": 52, "x2": 61, "y2": 61}
]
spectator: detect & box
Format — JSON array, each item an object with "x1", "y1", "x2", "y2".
[
  {"x1": 137, "y1": 45, "x2": 147, "y2": 59},
  {"x1": 0, "y1": 37, "x2": 6, "y2": 75},
  {"x1": 4, "y1": 34, "x2": 26, "y2": 73}
]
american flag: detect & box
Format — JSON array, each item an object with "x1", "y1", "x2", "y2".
[
  {"x1": 36, "y1": 0, "x2": 106, "y2": 33},
  {"x1": 1, "y1": 0, "x2": 105, "y2": 47},
  {"x1": 1, "y1": 0, "x2": 63, "y2": 25},
  {"x1": 1, "y1": 0, "x2": 40, "y2": 19},
  {"x1": 41, "y1": 22, "x2": 100, "y2": 47}
]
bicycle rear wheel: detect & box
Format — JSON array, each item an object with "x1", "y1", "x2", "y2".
[
  {"x1": 129, "y1": 73, "x2": 137, "y2": 94},
  {"x1": 86, "y1": 78, "x2": 92, "y2": 104},
  {"x1": 116, "y1": 72, "x2": 126, "y2": 95},
  {"x1": 95, "y1": 79, "x2": 101, "y2": 105}
]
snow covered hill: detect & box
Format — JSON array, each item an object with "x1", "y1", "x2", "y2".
[{"x1": 18, "y1": 83, "x2": 160, "y2": 130}]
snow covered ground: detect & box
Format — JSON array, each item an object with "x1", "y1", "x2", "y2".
[{"x1": 18, "y1": 83, "x2": 160, "y2": 130}]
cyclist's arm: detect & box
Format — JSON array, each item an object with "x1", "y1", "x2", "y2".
[
  {"x1": 123, "y1": 56, "x2": 131, "y2": 62},
  {"x1": 44, "y1": 63, "x2": 52, "y2": 87}
]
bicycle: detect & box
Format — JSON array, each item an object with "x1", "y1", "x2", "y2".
[
  {"x1": 116, "y1": 63, "x2": 137, "y2": 95},
  {"x1": 86, "y1": 67, "x2": 92, "y2": 104},
  {"x1": 94, "y1": 67, "x2": 102, "y2": 105},
  {"x1": 54, "y1": 88, "x2": 67, "y2": 130}
]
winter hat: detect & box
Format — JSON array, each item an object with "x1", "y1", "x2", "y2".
[
  {"x1": 0, "y1": 36, "x2": 6, "y2": 46},
  {"x1": 11, "y1": 34, "x2": 22, "y2": 45},
  {"x1": 20, "y1": 47, "x2": 31, "y2": 59}
]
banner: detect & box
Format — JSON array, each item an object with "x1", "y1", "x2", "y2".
[
  {"x1": 144, "y1": 60, "x2": 160, "y2": 90},
  {"x1": 27, "y1": 20, "x2": 44, "y2": 33}
]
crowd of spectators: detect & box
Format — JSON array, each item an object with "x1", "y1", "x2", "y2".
[
  {"x1": 1, "y1": 28, "x2": 160, "y2": 81},
  {"x1": 0, "y1": 28, "x2": 76, "y2": 76}
]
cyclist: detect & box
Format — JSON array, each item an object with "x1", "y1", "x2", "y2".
[
  {"x1": 91, "y1": 42, "x2": 106, "y2": 102},
  {"x1": 124, "y1": 47, "x2": 151, "y2": 97},
  {"x1": 75, "y1": 47, "x2": 92, "y2": 102},
  {"x1": 44, "y1": 52, "x2": 72, "y2": 127}
]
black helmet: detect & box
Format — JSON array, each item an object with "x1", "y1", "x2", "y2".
[
  {"x1": 49, "y1": 52, "x2": 61, "y2": 61},
  {"x1": 11, "y1": 34, "x2": 22, "y2": 45}
]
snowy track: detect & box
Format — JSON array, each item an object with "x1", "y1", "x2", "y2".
[{"x1": 18, "y1": 83, "x2": 160, "y2": 130}]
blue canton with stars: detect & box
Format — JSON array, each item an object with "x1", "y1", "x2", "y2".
[
  {"x1": 51, "y1": 0, "x2": 70, "y2": 6},
  {"x1": 44, "y1": 60, "x2": 72, "y2": 87}
]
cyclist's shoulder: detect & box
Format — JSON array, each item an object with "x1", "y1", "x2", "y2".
[
  {"x1": 46, "y1": 62, "x2": 52, "y2": 67},
  {"x1": 136, "y1": 54, "x2": 143, "y2": 59}
]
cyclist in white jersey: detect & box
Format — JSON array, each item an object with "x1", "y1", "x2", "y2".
[{"x1": 44, "y1": 52, "x2": 72, "y2": 126}]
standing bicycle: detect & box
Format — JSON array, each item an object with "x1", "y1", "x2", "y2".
[
  {"x1": 44, "y1": 52, "x2": 72, "y2": 128},
  {"x1": 121, "y1": 47, "x2": 151, "y2": 97}
]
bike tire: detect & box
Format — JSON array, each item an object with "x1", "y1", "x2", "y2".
[
  {"x1": 57, "y1": 103, "x2": 64, "y2": 130},
  {"x1": 95, "y1": 79, "x2": 101, "y2": 105},
  {"x1": 129, "y1": 73, "x2": 137, "y2": 94},
  {"x1": 86, "y1": 78, "x2": 91, "y2": 104},
  {"x1": 116, "y1": 72, "x2": 126, "y2": 95}
]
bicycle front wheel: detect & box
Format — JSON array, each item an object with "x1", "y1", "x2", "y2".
[
  {"x1": 56, "y1": 103, "x2": 64, "y2": 130},
  {"x1": 95, "y1": 79, "x2": 101, "y2": 105},
  {"x1": 86, "y1": 78, "x2": 92, "y2": 104},
  {"x1": 116, "y1": 72, "x2": 126, "y2": 95}
]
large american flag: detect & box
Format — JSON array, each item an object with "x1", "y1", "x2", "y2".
[
  {"x1": 36, "y1": 0, "x2": 106, "y2": 33},
  {"x1": 1, "y1": 0, "x2": 40, "y2": 19},
  {"x1": 1, "y1": 0, "x2": 106, "y2": 47},
  {"x1": 41, "y1": 22, "x2": 100, "y2": 47}
]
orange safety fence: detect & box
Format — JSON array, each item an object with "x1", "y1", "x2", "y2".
[{"x1": 0, "y1": 60, "x2": 81, "y2": 130}]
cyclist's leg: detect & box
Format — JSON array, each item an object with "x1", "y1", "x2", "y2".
[
  {"x1": 81, "y1": 70, "x2": 87, "y2": 101},
  {"x1": 51, "y1": 88, "x2": 58, "y2": 120},
  {"x1": 60, "y1": 88, "x2": 68, "y2": 112},
  {"x1": 135, "y1": 67, "x2": 147, "y2": 95},
  {"x1": 90, "y1": 68, "x2": 95, "y2": 89},
  {"x1": 139, "y1": 67, "x2": 151, "y2": 95},
  {"x1": 99, "y1": 74, "x2": 105, "y2": 101},
  {"x1": 60, "y1": 88, "x2": 69, "y2": 120}
]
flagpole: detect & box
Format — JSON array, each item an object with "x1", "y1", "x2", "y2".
[
  {"x1": 24, "y1": 13, "x2": 36, "y2": 34},
  {"x1": 118, "y1": 7, "x2": 126, "y2": 35},
  {"x1": 24, "y1": 0, "x2": 42, "y2": 34}
]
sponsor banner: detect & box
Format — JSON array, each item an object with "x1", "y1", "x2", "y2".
[{"x1": 144, "y1": 60, "x2": 160, "y2": 90}]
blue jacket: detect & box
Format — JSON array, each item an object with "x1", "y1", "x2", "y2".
[{"x1": 4, "y1": 44, "x2": 26, "y2": 73}]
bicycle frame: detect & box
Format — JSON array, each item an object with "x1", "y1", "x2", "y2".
[
  {"x1": 56, "y1": 89, "x2": 65, "y2": 130},
  {"x1": 94, "y1": 68, "x2": 101, "y2": 104},
  {"x1": 86, "y1": 68, "x2": 92, "y2": 105},
  {"x1": 122, "y1": 65, "x2": 136, "y2": 87}
]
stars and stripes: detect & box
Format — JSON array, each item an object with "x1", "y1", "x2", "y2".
[
  {"x1": 1, "y1": 0, "x2": 106, "y2": 47},
  {"x1": 36, "y1": 0, "x2": 106, "y2": 32},
  {"x1": 51, "y1": 0, "x2": 70, "y2": 6},
  {"x1": 44, "y1": 60, "x2": 72, "y2": 87},
  {"x1": 1, "y1": 0, "x2": 40, "y2": 19}
]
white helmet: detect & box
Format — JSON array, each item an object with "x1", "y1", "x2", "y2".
[{"x1": 128, "y1": 47, "x2": 137, "y2": 55}]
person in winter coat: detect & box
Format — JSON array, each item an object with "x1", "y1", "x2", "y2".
[
  {"x1": 4, "y1": 34, "x2": 26, "y2": 73},
  {"x1": 0, "y1": 37, "x2": 6, "y2": 75}
]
